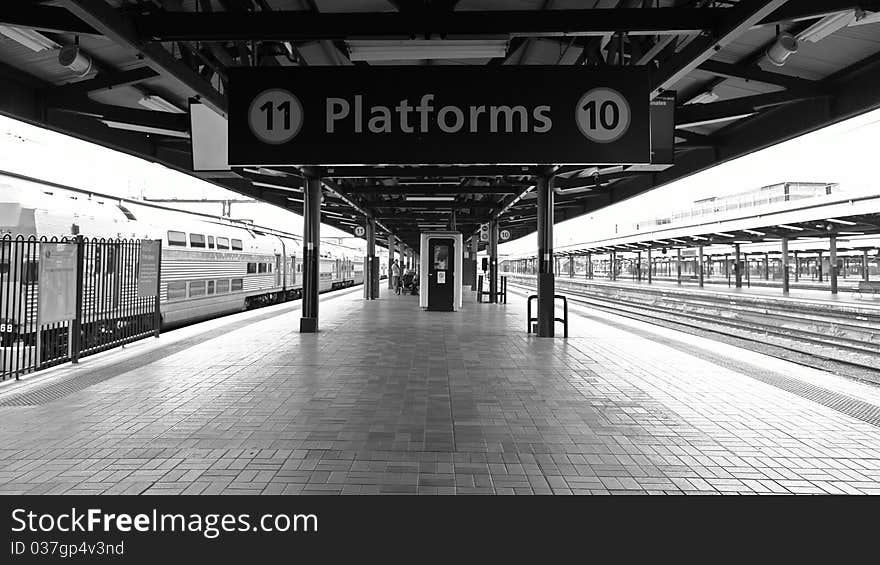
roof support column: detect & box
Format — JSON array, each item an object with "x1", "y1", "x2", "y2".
[
  {"x1": 734, "y1": 244, "x2": 743, "y2": 289},
  {"x1": 364, "y1": 217, "x2": 379, "y2": 300},
  {"x1": 698, "y1": 245, "x2": 704, "y2": 288},
  {"x1": 863, "y1": 249, "x2": 870, "y2": 282},
  {"x1": 489, "y1": 219, "x2": 499, "y2": 303},
  {"x1": 300, "y1": 170, "x2": 322, "y2": 333},
  {"x1": 636, "y1": 251, "x2": 642, "y2": 282},
  {"x1": 829, "y1": 235, "x2": 838, "y2": 295},
  {"x1": 646, "y1": 248, "x2": 651, "y2": 284},
  {"x1": 587, "y1": 252, "x2": 593, "y2": 280},
  {"x1": 470, "y1": 236, "x2": 479, "y2": 291},
  {"x1": 794, "y1": 250, "x2": 799, "y2": 282},
  {"x1": 781, "y1": 237, "x2": 790, "y2": 295},
  {"x1": 764, "y1": 253, "x2": 769, "y2": 280},
  {"x1": 817, "y1": 251, "x2": 823, "y2": 282},
  {"x1": 676, "y1": 248, "x2": 682, "y2": 285},
  {"x1": 535, "y1": 174, "x2": 555, "y2": 337}
]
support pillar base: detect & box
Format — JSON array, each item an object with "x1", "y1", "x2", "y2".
[{"x1": 300, "y1": 317, "x2": 318, "y2": 333}]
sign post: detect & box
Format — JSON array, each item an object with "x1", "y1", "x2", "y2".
[{"x1": 229, "y1": 67, "x2": 650, "y2": 166}]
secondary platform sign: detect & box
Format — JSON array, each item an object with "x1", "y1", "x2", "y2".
[{"x1": 228, "y1": 67, "x2": 650, "y2": 166}]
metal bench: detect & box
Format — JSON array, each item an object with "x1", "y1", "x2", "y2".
[{"x1": 856, "y1": 280, "x2": 880, "y2": 297}]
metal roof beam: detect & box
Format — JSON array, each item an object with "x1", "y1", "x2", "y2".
[
  {"x1": 58, "y1": 0, "x2": 227, "y2": 117},
  {"x1": 133, "y1": 8, "x2": 722, "y2": 42},
  {"x1": 344, "y1": 185, "x2": 524, "y2": 194},
  {"x1": 697, "y1": 60, "x2": 814, "y2": 90},
  {"x1": 651, "y1": 0, "x2": 792, "y2": 99},
  {"x1": 0, "y1": 4, "x2": 98, "y2": 35},
  {"x1": 322, "y1": 165, "x2": 542, "y2": 178},
  {"x1": 676, "y1": 89, "x2": 829, "y2": 128},
  {"x1": 47, "y1": 67, "x2": 159, "y2": 97},
  {"x1": 48, "y1": 101, "x2": 189, "y2": 134},
  {"x1": 758, "y1": 0, "x2": 880, "y2": 25}
]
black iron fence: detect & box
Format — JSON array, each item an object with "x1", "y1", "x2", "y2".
[{"x1": 0, "y1": 235, "x2": 161, "y2": 382}]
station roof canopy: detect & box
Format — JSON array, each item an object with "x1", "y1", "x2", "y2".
[
  {"x1": 3, "y1": 1, "x2": 880, "y2": 250},
  {"x1": 552, "y1": 184, "x2": 880, "y2": 255}
]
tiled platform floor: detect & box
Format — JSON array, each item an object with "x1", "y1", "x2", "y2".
[{"x1": 1, "y1": 285, "x2": 880, "y2": 495}]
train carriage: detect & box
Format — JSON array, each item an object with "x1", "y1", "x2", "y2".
[{"x1": 0, "y1": 172, "x2": 364, "y2": 345}]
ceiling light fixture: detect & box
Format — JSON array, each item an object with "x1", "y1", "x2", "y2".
[
  {"x1": 766, "y1": 32, "x2": 798, "y2": 66},
  {"x1": 827, "y1": 218, "x2": 857, "y2": 225},
  {"x1": 347, "y1": 39, "x2": 508, "y2": 61},
  {"x1": 0, "y1": 25, "x2": 59, "y2": 52},
  {"x1": 688, "y1": 90, "x2": 719, "y2": 104},
  {"x1": 252, "y1": 181, "x2": 301, "y2": 192},
  {"x1": 778, "y1": 224, "x2": 804, "y2": 231},
  {"x1": 405, "y1": 196, "x2": 456, "y2": 202},
  {"x1": 100, "y1": 120, "x2": 189, "y2": 138},
  {"x1": 797, "y1": 10, "x2": 855, "y2": 43},
  {"x1": 58, "y1": 45, "x2": 93, "y2": 76},
  {"x1": 138, "y1": 94, "x2": 184, "y2": 113}
]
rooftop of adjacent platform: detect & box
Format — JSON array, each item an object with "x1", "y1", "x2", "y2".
[{"x1": 1, "y1": 285, "x2": 880, "y2": 495}]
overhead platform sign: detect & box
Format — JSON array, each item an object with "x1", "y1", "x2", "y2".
[{"x1": 228, "y1": 67, "x2": 650, "y2": 166}]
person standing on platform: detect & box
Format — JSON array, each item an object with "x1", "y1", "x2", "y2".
[{"x1": 391, "y1": 259, "x2": 401, "y2": 295}]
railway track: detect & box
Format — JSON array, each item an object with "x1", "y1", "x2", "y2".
[{"x1": 506, "y1": 276, "x2": 880, "y2": 377}]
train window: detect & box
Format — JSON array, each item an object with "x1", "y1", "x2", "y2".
[
  {"x1": 216, "y1": 279, "x2": 230, "y2": 293},
  {"x1": 189, "y1": 281, "x2": 206, "y2": 297},
  {"x1": 190, "y1": 234, "x2": 206, "y2": 248},
  {"x1": 22, "y1": 261, "x2": 38, "y2": 284},
  {"x1": 247, "y1": 262, "x2": 257, "y2": 274},
  {"x1": 167, "y1": 231, "x2": 186, "y2": 247},
  {"x1": 117, "y1": 204, "x2": 137, "y2": 220},
  {"x1": 207, "y1": 236, "x2": 215, "y2": 249},
  {"x1": 231, "y1": 239, "x2": 243, "y2": 251},
  {"x1": 258, "y1": 263, "x2": 267, "y2": 273},
  {"x1": 167, "y1": 281, "x2": 186, "y2": 300},
  {"x1": 231, "y1": 278, "x2": 243, "y2": 291},
  {"x1": 268, "y1": 263, "x2": 272, "y2": 273},
  {"x1": 216, "y1": 237, "x2": 229, "y2": 250},
  {"x1": 207, "y1": 280, "x2": 215, "y2": 295}
]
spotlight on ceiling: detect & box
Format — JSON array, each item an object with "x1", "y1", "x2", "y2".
[
  {"x1": 766, "y1": 32, "x2": 798, "y2": 66},
  {"x1": 58, "y1": 45, "x2": 92, "y2": 76}
]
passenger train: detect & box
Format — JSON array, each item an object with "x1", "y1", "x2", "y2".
[{"x1": 0, "y1": 172, "x2": 365, "y2": 332}]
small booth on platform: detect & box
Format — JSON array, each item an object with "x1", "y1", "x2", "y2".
[{"x1": 419, "y1": 231, "x2": 463, "y2": 312}]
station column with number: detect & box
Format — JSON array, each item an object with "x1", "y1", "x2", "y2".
[
  {"x1": 300, "y1": 169, "x2": 321, "y2": 333},
  {"x1": 536, "y1": 174, "x2": 555, "y2": 338}
]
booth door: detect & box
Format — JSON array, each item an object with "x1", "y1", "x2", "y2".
[{"x1": 427, "y1": 238, "x2": 455, "y2": 311}]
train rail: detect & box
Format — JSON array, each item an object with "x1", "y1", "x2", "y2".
[{"x1": 505, "y1": 274, "x2": 880, "y2": 380}]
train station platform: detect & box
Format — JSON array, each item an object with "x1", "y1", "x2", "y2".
[{"x1": 1, "y1": 285, "x2": 880, "y2": 495}]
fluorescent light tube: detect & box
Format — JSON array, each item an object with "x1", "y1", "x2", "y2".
[
  {"x1": 252, "y1": 181, "x2": 301, "y2": 192},
  {"x1": 688, "y1": 90, "x2": 719, "y2": 104},
  {"x1": 797, "y1": 10, "x2": 855, "y2": 43},
  {"x1": 405, "y1": 196, "x2": 456, "y2": 202},
  {"x1": 138, "y1": 95, "x2": 184, "y2": 113},
  {"x1": 0, "y1": 26, "x2": 59, "y2": 52},
  {"x1": 100, "y1": 120, "x2": 190, "y2": 138}
]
